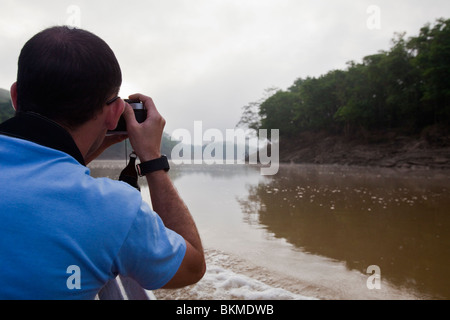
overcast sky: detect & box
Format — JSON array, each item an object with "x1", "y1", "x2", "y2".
[{"x1": 1, "y1": 0, "x2": 450, "y2": 136}]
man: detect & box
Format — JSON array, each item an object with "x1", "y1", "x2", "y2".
[{"x1": 0, "y1": 26, "x2": 205, "y2": 299}]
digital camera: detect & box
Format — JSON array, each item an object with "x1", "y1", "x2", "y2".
[{"x1": 108, "y1": 99, "x2": 147, "y2": 134}]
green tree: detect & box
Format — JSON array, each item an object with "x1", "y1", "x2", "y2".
[
  {"x1": 334, "y1": 61, "x2": 373, "y2": 133},
  {"x1": 259, "y1": 89, "x2": 299, "y2": 138},
  {"x1": 408, "y1": 18, "x2": 450, "y2": 126},
  {"x1": 382, "y1": 33, "x2": 422, "y2": 131},
  {"x1": 293, "y1": 70, "x2": 346, "y2": 133},
  {"x1": 240, "y1": 18, "x2": 450, "y2": 140},
  {"x1": 236, "y1": 87, "x2": 279, "y2": 132}
]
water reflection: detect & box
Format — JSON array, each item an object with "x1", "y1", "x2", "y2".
[{"x1": 238, "y1": 164, "x2": 450, "y2": 299}]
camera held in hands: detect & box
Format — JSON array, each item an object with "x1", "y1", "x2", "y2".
[{"x1": 108, "y1": 99, "x2": 147, "y2": 134}]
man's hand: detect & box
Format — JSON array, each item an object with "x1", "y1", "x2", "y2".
[{"x1": 122, "y1": 93, "x2": 165, "y2": 162}]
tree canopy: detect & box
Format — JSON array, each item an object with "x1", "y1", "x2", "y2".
[{"x1": 238, "y1": 18, "x2": 450, "y2": 139}]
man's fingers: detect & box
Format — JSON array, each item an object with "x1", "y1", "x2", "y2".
[
  {"x1": 129, "y1": 93, "x2": 158, "y2": 120},
  {"x1": 122, "y1": 102, "x2": 137, "y2": 123}
]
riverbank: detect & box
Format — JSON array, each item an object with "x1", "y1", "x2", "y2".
[{"x1": 279, "y1": 127, "x2": 450, "y2": 170}]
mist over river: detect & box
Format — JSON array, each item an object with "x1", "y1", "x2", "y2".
[{"x1": 89, "y1": 161, "x2": 450, "y2": 300}]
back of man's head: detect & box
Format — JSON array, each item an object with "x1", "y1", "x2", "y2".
[{"x1": 16, "y1": 26, "x2": 122, "y2": 129}]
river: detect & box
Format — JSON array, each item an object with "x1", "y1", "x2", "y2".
[{"x1": 89, "y1": 160, "x2": 450, "y2": 300}]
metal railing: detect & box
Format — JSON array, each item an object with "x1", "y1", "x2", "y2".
[{"x1": 96, "y1": 276, "x2": 156, "y2": 300}]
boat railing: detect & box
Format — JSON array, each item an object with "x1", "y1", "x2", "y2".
[{"x1": 96, "y1": 276, "x2": 156, "y2": 300}]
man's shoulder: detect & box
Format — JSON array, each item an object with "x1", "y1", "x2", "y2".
[{"x1": 81, "y1": 173, "x2": 144, "y2": 211}]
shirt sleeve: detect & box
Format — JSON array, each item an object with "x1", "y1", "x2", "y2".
[{"x1": 112, "y1": 200, "x2": 187, "y2": 290}]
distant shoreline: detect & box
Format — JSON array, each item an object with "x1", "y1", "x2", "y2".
[{"x1": 93, "y1": 127, "x2": 450, "y2": 171}]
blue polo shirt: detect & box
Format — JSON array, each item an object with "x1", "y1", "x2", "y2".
[{"x1": 0, "y1": 112, "x2": 186, "y2": 300}]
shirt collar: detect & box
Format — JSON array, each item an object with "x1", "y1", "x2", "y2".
[{"x1": 0, "y1": 112, "x2": 86, "y2": 166}]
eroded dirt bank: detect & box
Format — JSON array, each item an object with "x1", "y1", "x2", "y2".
[{"x1": 279, "y1": 128, "x2": 450, "y2": 170}]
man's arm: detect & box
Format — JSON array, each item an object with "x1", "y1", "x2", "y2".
[
  {"x1": 123, "y1": 93, "x2": 206, "y2": 288},
  {"x1": 145, "y1": 170, "x2": 206, "y2": 288}
]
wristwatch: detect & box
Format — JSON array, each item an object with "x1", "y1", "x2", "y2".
[{"x1": 136, "y1": 155, "x2": 170, "y2": 176}]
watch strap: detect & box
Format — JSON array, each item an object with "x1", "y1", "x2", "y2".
[{"x1": 136, "y1": 155, "x2": 170, "y2": 176}]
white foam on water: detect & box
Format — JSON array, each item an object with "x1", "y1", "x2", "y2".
[
  {"x1": 202, "y1": 265, "x2": 314, "y2": 300},
  {"x1": 153, "y1": 249, "x2": 316, "y2": 300}
]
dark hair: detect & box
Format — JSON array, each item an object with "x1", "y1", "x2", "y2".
[{"x1": 16, "y1": 26, "x2": 122, "y2": 129}]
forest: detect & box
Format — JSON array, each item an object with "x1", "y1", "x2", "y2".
[{"x1": 238, "y1": 18, "x2": 450, "y2": 142}]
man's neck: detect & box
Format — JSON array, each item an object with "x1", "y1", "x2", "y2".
[{"x1": 66, "y1": 119, "x2": 107, "y2": 164}]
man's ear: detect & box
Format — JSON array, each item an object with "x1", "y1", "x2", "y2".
[
  {"x1": 104, "y1": 99, "x2": 125, "y2": 130},
  {"x1": 10, "y1": 82, "x2": 18, "y2": 111}
]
